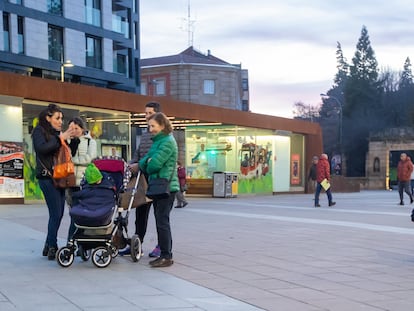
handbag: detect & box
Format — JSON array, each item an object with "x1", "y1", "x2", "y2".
[
  {"x1": 119, "y1": 171, "x2": 152, "y2": 209},
  {"x1": 53, "y1": 136, "x2": 75, "y2": 179},
  {"x1": 53, "y1": 174, "x2": 76, "y2": 188},
  {"x1": 146, "y1": 178, "x2": 171, "y2": 200}
]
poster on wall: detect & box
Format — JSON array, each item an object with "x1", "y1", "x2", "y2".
[
  {"x1": 291, "y1": 153, "x2": 300, "y2": 185},
  {"x1": 0, "y1": 142, "x2": 24, "y2": 198}
]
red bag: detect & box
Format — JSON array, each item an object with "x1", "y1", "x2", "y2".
[{"x1": 53, "y1": 136, "x2": 75, "y2": 179}]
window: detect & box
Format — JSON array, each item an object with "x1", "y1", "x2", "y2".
[
  {"x1": 113, "y1": 42, "x2": 128, "y2": 75},
  {"x1": 17, "y1": 16, "x2": 24, "y2": 54},
  {"x1": 140, "y1": 82, "x2": 147, "y2": 95},
  {"x1": 48, "y1": 0, "x2": 63, "y2": 15},
  {"x1": 86, "y1": 35, "x2": 102, "y2": 69},
  {"x1": 242, "y1": 78, "x2": 248, "y2": 91},
  {"x1": 154, "y1": 80, "x2": 165, "y2": 96},
  {"x1": 48, "y1": 25, "x2": 63, "y2": 61},
  {"x1": 112, "y1": 3, "x2": 129, "y2": 38},
  {"x1": 85, "y1": 0, "x2": 101, "y2": 27},
  {"x1": 203, "y1": 79, "x2": 215, "y2": 95},
  {"x1": 3, "y1": 12, "x2": 10, "y2": 52}
]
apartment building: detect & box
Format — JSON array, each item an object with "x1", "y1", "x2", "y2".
[{"x1": 0, "y1": 0, "x2": 139, "y2": 92}]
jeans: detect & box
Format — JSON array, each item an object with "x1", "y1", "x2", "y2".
[
  {"x1": 398, "y1": 181, "x2": 413, "y2": 202},
  {"x1": 175, "y1": 190, "x2": 187, "y2": 207},
  {"x1": 152, "y1": 192, "x2": 176, "y2": 259},
  {"x1": 314, "y1": 182, "x2": 333, "y2": 205},
  {"x1": 135, "y1": 202, "x2": 152, "y2": 243},
  {"x1": 39, "y1": 178, "x2": 66, "y2": 248}
]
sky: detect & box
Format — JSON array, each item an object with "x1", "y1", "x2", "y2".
[{"x1": 139, "y1": 0, "x2": 414, "y2": 119}]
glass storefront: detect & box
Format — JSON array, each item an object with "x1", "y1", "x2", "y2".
[
  {"x1": 23, "y1": 100, "x2": 131, "y2": 201},
  {"x1": 185, "y1": 125, "x2": 305, "y2": 194}
]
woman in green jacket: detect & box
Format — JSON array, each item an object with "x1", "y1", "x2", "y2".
[{"x1": 139, "y1": 112, "x2": 179, "y2": 267}]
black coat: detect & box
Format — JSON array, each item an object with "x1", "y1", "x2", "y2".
[{"x1": 32, "y1": 125, "x2": 61, "y2": 179}]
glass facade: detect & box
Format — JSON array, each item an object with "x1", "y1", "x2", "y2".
[
  {"x1": 185, "y1": 126, "x2": 305, "y2": 194},
  {"x1": 22, "y1": 101, "x2": 131, "y2": 201}
]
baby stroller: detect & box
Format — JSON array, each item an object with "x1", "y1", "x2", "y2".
[{"x1": 56, "y1": 156, "x2": 143, "y2": 268}]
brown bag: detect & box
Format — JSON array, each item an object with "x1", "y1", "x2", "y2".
[
  {"x1": 53, "y1": 173, "x2": 76, "y2": 188},
  {"x1": 119, "y1": 171, "x2": 151, "y2": 209},
  {"x1": 53, "y1": 136, "x2": 75, "y2": 179}
]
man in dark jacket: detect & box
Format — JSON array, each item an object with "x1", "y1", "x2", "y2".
[
  {"x1": 307, "y1": 155, "x2": 318, "y2": 193},
  {"x1": 120, "y1": 102, "x2": 161, "y2": 257},
  {"x1": 314, "y1": 153, "x2": 336, "y2": 207},
  {"x1": 397, "y1": 153, "x2": 414, "y2": 205}
]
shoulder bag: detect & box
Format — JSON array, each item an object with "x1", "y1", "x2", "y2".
[{"x1": 146, "y1": 169, "x2": 174, "y2": 200}]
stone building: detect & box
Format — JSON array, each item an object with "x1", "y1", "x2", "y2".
[
  {"x1": 366, "y1": 128, "x2": 414, "y2": 190},
  {"x1": 140, "y1": 47, "x2": 249, "y2": 111}
]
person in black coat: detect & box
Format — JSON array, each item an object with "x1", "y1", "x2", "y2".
[
  {"x1": 307, "y1": 156, "x2": 318, "y2": 193},
  {"x1": 32, "y1": 104, "x2": 74, "y2": 260}
]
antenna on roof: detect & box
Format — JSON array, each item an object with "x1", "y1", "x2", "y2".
[{"x1": 181, "y1": 0, "x2": 196, "y2": 47}]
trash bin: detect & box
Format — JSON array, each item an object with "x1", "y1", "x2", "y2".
[{"x1": 213, "y1": 172, "x2": 238, "y2": 198}]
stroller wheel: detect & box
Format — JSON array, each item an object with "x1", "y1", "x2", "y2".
[
  {"x1": 78, "y1": 245, "x2": 91, "y2": 261},
  {"x1": 130, "y1": 234, "x2": 142, "y2": 262},
  {"x1": 110, "y1": 245, "x2": 119, "y2": 258},
  {"x1": 57, "y1": 247, "x2": 74, "y2": 268},
  {"x1": 92, "y1": 246, "x2": 112, "y2": 268}
]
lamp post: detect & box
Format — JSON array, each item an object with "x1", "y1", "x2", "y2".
[
  {"x1": 60, "y1": 59, "x2": 74, "y2": 82},
  {"x1": 320, "y1": 93, "x2": 343, "y2": 174}
]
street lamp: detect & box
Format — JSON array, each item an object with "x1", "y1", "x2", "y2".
[
  {"x1": 320, "y1": 93, "x2": 343, "y2": 174},
  {"x1": 60, "y1": 60, "x2": 74, "y2": 82}
]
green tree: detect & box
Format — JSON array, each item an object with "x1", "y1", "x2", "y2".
[{"x1": 343, "y1": 25, "x2": 381, "y2": 176}]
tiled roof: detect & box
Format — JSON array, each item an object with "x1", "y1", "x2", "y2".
[{"x1": 141, "y1": 46, "x2": 232, "y2": 67}]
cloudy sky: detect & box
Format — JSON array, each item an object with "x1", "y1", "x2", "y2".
[{"x1": 140, "y1": 0, "x2": 414, "y2": 118}]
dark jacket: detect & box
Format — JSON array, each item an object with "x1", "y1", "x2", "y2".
[
  {"x1": 308, "y1": 164, "x2": 317, "y2": 181},
  {"x1": 316, "y1": 157, "x2": 330, "y2": 183},
  {"x1": 397, "y1": 158, "x2": 413, "y2": 182},
  {"x1": 32, "y1": 125, "x2": 61, "y2": 179},
  {"x1": 131, "y1": 129, "x2": 152, "y2": 163},
  {"x1": 139, "y1": 132, "x2": 179, "y2": 192}
]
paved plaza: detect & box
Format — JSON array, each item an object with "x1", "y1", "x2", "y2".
[{"x1": 1, "y1": 190, "x2": 414, "y2": 310}]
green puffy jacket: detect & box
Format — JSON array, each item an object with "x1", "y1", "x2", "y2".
[{"x1": 139, "y1": 132, "x2": 179, "y2": 192}]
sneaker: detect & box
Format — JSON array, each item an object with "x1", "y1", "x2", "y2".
[
  {"x1": 119, "y1": 245, "x2": 131, "y2": 256},
  {"x1": 42, "y1": 243, "x2": 49, "y2": 257},
  {"x1": 399, "y1": 202, "x2": 404, "y2": 206},
  {"x1": 314, "y1": 204, "x2": 321, "y2": 207},
  {"x1": 174, "y1": 205, "x2": 183, "y2": 208},
  {"x1": 329, "y1": 202, "x2": 336, "y2": 207},
  {"x1": 149, "y1": 245, "x2": 161, "y2": 258},
  {"x1": 47, "y1": 247, "x2": 57, "y2": 260},
  {"x1": 183, "y1": 202, "x2": 188, "y2": 207},
  {"x1": 149, "y1": 257, "x2": 173, "y2": 268}
]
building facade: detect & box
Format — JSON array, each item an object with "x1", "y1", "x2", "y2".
[
  {"x1": 0, "y1": 72, "x2": 322, "y2": 204},
  {"x1": 140, "y1": 47, "x2": 249, "y2": 111},
  {"x1": 0, "y1": 0, "x2": 140, "y2": 92}
]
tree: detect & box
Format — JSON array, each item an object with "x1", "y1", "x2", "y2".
[
  {"x1": 343, "y1": 25, "x2": 381, "y2": 176},
  {"x1": 292, "y1": 101, "x2": 320, "y2": 122},
  {"x1": 333, "y1": 41, "x2": 349, "y2": 89},
  {"x1": 399, "y1": 57, "x2": 413, "y2": 89}
]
